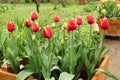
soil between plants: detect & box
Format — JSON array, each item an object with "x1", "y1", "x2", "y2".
[{"x1": 105, "y1": 39, "x2": 120, "y2": 80}]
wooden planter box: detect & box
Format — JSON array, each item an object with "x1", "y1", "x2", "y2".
[
  {"x1": 91, "y1": 56, "x2": 109, "y2": 80},
  {"x1": 0, "y1": 56, "x2": 109, "y2": 80},
  {"x1": 97, "y1": 18, "x2": 120, "y2": 36}
]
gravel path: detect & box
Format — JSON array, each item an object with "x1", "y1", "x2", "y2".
[{"x1": 105, "y1": 39, "x2": 120, "y2": 80}]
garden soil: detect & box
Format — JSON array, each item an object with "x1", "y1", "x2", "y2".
[{"x1": 105, "y1": 39, "x2": 120, "y2": 80}]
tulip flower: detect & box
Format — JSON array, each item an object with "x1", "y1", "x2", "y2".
[
  {"x1": 101, "y1": 0, "x2": 107, "y2": 3},
  {"x1": 100, "y1": 18, "x2": 109, "y2": 30},
  {"x1": 66, "y1": 24, "x2": 71, "y2": 33},
  {"x1": 43, "y1": 26, "x2": 52, "y2": 38},
  {"x1": 31, "y1": 11, "x2": 38, "y2": 21},
  {"x1": 24, "y1": 19, "x2": 32, "y2": 28},
  {"x1": 51, "y1": 23, "x2": 56, "y2": 28},
  {"x1": 61, "y1": 38, "x2": 65, "y2": 45},
  {"x1": 7, "y1": 21, "x2": 15, "y2": 32},
  {"x1": 32, "y1": 22, "x2": 40, "y2": 32},
  {"x1": 101, "y1": 9, "x2": 106, "y2": 14},
  {"x1": 67, "y1": 19, "x2": 77, "y2": 32},
  {"x1": 77, "y1": 17, "x2": 82, "y2": 25},
  {"x1": 54, "y1": 15, "x2": 60, "y2": 23},
  {"x1": 117, "y1": 4, "x2": 120, "y2": 10},
  {"x1": 93, "y1": 23, "x2": 100, "y2": 34},
  {"x1": 87, "y1": 14, "x2": 94, "y2": 24}
]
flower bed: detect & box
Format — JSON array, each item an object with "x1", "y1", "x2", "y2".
[
  {"x1": 0, "y1": 11, "x2": 110, "y2": 80},
  {"x1": 0, "y1": 56, "x2": 109, "y2": 80}
]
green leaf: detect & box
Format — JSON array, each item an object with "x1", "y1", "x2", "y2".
[
  {"x1": 50, "y1": 66, "x2": 61, "y2": 72},
  {"x1": 45, "y1": 77, "x2": 55, "y2": 80},
  {"x1": 7, "y1": 48, "x2": 20, "y2": 73},
  {"x1": 58, "y1": 72, "x2": 74, "y2": 80},
  {"x1": 1, "y1": 29, "x2": 8, "y2": 45},
  {"x1": 16, "y1": 69, "x2": 34, "y2": 80},
  {"x1": 95, "y1": 68, "x2": 120, "y2": 80}
]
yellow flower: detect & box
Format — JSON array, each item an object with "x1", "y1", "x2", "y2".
[
  {"x1": 101, "y1": 9, "x2": 106, "y2": 14},
  {"x1": 102, "y1": 0, "x2": 107, "y2": 3},
  {"x1": 32, "y1": 34, "x2": 36, "y2": 40},
  {"x1": 117, "y1": 4, "x2": 120, "y2": 10},
  {"x1": 61, "y1": 38, "x2": 65, "y2": 45},
  {"x1": 62, "y1": 22, "x2": 67, "y2": 31},
  {"x1": 51, "y1": 23, "x2": 56, "y2": 28}
]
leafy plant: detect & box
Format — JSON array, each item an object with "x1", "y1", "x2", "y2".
[
  {"x1": 98, "y1": 0, "x2": 120, "y2": 18},
  {"x1": 2, "y1": 11, "x2": 120, "y2": 80}
]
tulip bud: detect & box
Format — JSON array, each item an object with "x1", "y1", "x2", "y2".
[
  {"x1": 24, "y1": 19, "x2": 32, "y2": 28},
  {"x1": 32, "y1": 22, "x2": 40, "y2": 32},
  {"x1": 7, "y1": 21, "x2": 15, "y2": 32},
  {"x1": 93, "y1": 23, "x2": 100, "y2": 34},
  {"x1": 87, "y1": 14, "x2": 94, "y2": 24},
  {"x1": 101, "y1": 0, "x2": 107, "y2": 3},
  {"x1": 61, "y1": 38, "x2": 65, "y2": 45},
  {"x1": 101, "y1": 9, "x2": 106, "y2": 14},
  {"x1": 31, "y1": 11, "x2": 38, "y2": 21},
  {"x1": 32, "y1": 34, "x2": 36, "y2": 40},
  {"x1": 51, "y1": 23, "x2": 56, "y2": 28},
  {"x1": 117, "y1": 4, "x2": 120, "y2": 10},
  {"x1": 77, "y1": 17, "x2": 82, "y2": 25},
  {"x1": 43, "y1": 25, "x2": 52, "y2": 38},
  {"x1": 67, "y1": 19, "x2": 77, "y2": 32},
  {"x1": 62, "y1": 22, "x2": 67, "y2": 31},
  {"x1": 100, "y1": 18, "x2": 109, "y2": 30},
  {"x1": 54, "y1": 15, "x2": 60, "y2": 23}
]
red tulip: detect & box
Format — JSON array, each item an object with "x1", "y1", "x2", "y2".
[
  {"x1": 43, "y1": 26, "x2": 52, "y2": 38},
  {"x1": 31, "y1": 11, "x2": 38, "y2": 21},
  {"x1": 24, "y1": 19, "x2": 32, "y2": 28},
  {"x1": 100, "y1": 18, "x2": 109, "y2": 30},
  {"x1": 77, "y1": 17, "x2": 82, "y2": 25},
  {"x1": 32, "y1": 22, "x2": 40, "y2": 32},
  {"x1": 54, "y1": 15, "x2": 60, "y2": 22},
  {"x1": 66, "y1": 24, "x2": 71, "y2": 33},
  {"x1": 67, "y1": 19, "x2": 77, "y2": 32},
  {"x1": 7, "y1": 21, "x2": 15, "y2": 32},
  {"x1": 87, "y1": 14, "x2": 94, "y2": 24}
]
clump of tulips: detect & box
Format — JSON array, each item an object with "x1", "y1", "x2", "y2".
[
  {"x1": 99, "y1": 0, "x2": 120, "y2": 18},
  {"x1": 5, "y1": 12, "x2": 113, "y2": 80}
]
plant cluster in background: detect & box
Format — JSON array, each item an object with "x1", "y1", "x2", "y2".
[
  {"x1": 83, "y1": 4, "x2": 97, "y2": 12},
  {"x1": 98, "y1": 0, "x2": 120, "y2": 18},
  {"x1": 0, "y1": 4, "x2": 13, "y2": 14}
]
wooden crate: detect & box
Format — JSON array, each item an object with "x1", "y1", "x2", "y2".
[
  {"x1": 97, "y1": 18, "x2": 120, "y2": 36},
  {"x1": 91, "y1": 56, "x2": 109, "y2": 80}
]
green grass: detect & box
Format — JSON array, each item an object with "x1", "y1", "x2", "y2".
[{"x1": 0, "y1": 2, "x2": 99, "y2": 26}]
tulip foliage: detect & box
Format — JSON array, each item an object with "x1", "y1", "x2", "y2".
[{"x1": 3, "y1": 12, "x2": 111, "y2": 80}]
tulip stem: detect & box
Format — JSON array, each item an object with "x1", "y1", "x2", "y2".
[
  {"x1": 70, "y1": 31, "x2": 74, "y2": 74},
  {"x1": 48, "y1": 39, "x2": 50, "y2": 54},
  {"x1": 56, "y1": 23, "x2": 59, "y2": 40},
  {"x1": 89, "y1": 25, "x2": 92, "y2": 45},
  {"x1": 103, "y1": 30, "x2": 106, "y2": 44},
  {"x1": 78, "y1": 25, "x2": 80, "y2": 34},
  {"x1": 12, "y1": 32, "x2": 15, "y2": 48},
  {"x1": 33, "y1": 37, "x2": 35, "y2": 54}
]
